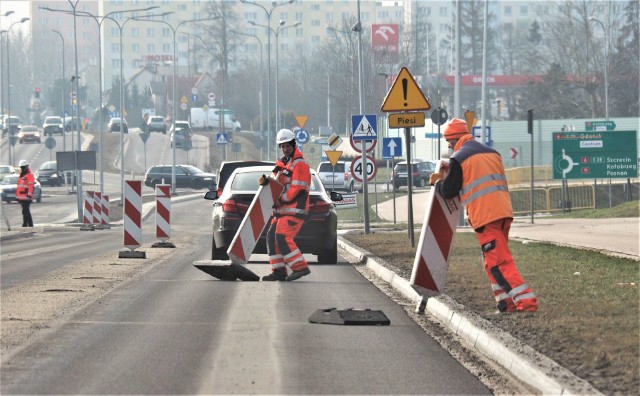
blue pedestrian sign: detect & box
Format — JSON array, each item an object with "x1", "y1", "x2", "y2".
[
  {"x1": 295, "y1": 129, "x2": 309, "y2": 144},
  {"x1": 382, "y1": 137, "x2": 402, "y2": 158},
  {"x1": 216, "y1": 133, "x2": 228, "y2": 144},
  {"x1": 351, "y1": 114, "x2": 377, "y2": 141}
]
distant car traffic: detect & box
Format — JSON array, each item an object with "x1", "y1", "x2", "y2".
[
  {"x1": 146, "y1": 115, "x2": 167, "y2": 134},
  {"x1": 203, "y1": 164, "x2": 343, "y2": 264},
  {"x1": 144, "y1": 164, "x2": 216, "y2": 190},
  {"x1": 2, "y1": 115, "x2": 22, "y2": 136},
  {"x1": 1, "y1": 174, "x2": 42, "y2": 203},
  {"x1": 169, "y1": 121, "x2": 192, "y2": 148},
  {"x1": 107, "y1": 117, "x2": 128, "y2": 133},
  {"x1": 18, "y1": 125, "x2": 42, "y2": 144},
  {"x1": 0, "y1": 165, "x2": 16, "y2": 181},
  {"x1": 43, "y1": 116, "x2": 65, "y2": 136}
]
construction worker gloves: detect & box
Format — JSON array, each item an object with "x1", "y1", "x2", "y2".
[
  {"x1": 259, "y1": 174, "x2": 270, "y2": 186},
  {"x1": 429, "y1": 172, "x2": 443, "y2": 186}
]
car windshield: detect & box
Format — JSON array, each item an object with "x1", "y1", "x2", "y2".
[
  {"x1": 181, "y1": 165, "x2": 203, "y2": 174},
  {"x1": 22, "y1": 126, "x2": 38, "y2": 132},
  {"x1": 47, "y1": 117, "x2": 62, "y2": 123},
  {"x1": 231, "y1": 170, "x2": 322, "y2": 192},
  {"x1": 1, "y1": 166, "x2": 14, "y2": 173},
  {"x1": 2, "y1": 175, "x2": 18, "y2": 184},
  {"x1": 39, "y1": 162, "x2": 57, "y2": 170},
  {"x1": 319, "y1": 163, "x2": 344, "y2": 173}
]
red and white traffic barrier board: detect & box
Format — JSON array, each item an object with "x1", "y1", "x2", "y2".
[
  {"x1": 93, "y1": 191, "x2": 103, "y2": 227},
  {"x1": 227, "y1": 175, "x2": 284, "y2": 264},
  {"x1": 123, "y1": 180, "x2": 142, "y2": 251},
  {"x1": 83, "y1": 191, "x2": 94, "y2": 226},
  {"x1": 410, "y1": 160, "x2": 462, "y2": 297},
  {"x1": 155, "y1": 184, "x2": 171, "y2": 242},
  {"x1": 101, "y1": 194, "x2": 110, "y2": 228}
]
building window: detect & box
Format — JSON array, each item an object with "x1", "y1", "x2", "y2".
[
  {"x1": 162, "y1": 27, "x2": 171, "y2": 37},
  {"x1": 439, "y1": 7, "x2": 447, "y2": 17},
  {"x1": 132, "y1": 28, "x2": 139, "y2": 37},
  {"x1": 312, "y1": 4, "x2": 320, "y2": 11},
  {"x1": 295, "y1": 27, "x2": 303, "y2": 37},
  {"x1": 147, "y1": 27, "x2": 155, "y2": 37},
  {"x1": 179, "y1": 4, "x2": 187, "y2": 11},
  {"x1": 147, "y1": 43, "x2": 155, "y2": 52},
  {"x1": 163, "y1": 43, "x2": 171, "y2": 52},
  {"x1": 520, "y1": 5, "x2": 528, "y2": 15},
  {"x1": 504, "y1": 6, "x2": 512, "y2": 16},
  {"x1": 132, "y1": 43, "x2": 140, "y2": 52},
  {"x1": 326, "y1": 12, "x2": 333, "y2": 21},
  {"x1": 312, "y1": 19, "x2": 320, "y2": 26},
  {"x1": 295, "y1": 12, "x2": 303, "y2": 21}
]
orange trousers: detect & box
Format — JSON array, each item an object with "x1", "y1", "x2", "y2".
[
  {"x1": 475, "y1": 218, "x2": 538, "y2": 312},
  {"x1": 266, "y1": 216, "x2": 309, "y2": 273}
]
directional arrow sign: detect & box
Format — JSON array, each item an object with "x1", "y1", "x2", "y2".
[
  {"x1": 510, "y1": 147, "x2": 519, "y2": 159},
  {"x1": 382, "y1": 137, "x2": 402, "y2": 158},
  {"x1": 585, "y1": 121, "x2": 616, "y2": 131}
]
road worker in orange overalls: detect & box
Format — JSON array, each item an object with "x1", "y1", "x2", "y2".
[
  {"x1": 16, "y1": 159, "x2": 35, "y2": 227},
  {"x1": 430, "y1": 119, "x2": 538, "y2": 313},
  {"x1": 259, "y1": 129, "x2": 312, "y2": 282}
]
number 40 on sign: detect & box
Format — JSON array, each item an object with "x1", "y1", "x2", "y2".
[{"x1": 350, "y1": 155, "x2": 377, "y2": 182}]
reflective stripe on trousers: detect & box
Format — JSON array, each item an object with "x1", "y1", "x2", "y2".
[{"x1": 266, "y1": 216, "x2": 308, "y2": 272}]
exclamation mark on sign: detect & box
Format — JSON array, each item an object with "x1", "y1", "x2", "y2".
[{"x1": 402, "y1": 78, "x2": 408, "y2": 107}]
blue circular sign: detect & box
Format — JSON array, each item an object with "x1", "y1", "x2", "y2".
[{"x1": 296, "y1": 129, "x2": 309, "y2": 144}]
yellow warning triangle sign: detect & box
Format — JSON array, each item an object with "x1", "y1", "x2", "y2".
[
  {"x1": 295, "y1": 115, "x2": 308, "y2": 129},
  {"x1": 325, "y1": 150, "x2": 343, "y2": 166},
  {"x1": 381, "y1": 67, "x2": 431, "y2": 112}
]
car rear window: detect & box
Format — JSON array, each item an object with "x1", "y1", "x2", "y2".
[{"x1": 319, "y1": 162, "x2": 344, "y2": 173}]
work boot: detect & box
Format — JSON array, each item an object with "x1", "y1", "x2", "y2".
[
  {"x1": 262, "y1": 269, "x2": 287, "y2": 281},
  {"x1": 286, "y1": 267, "x2": 310, "y2": 282}
]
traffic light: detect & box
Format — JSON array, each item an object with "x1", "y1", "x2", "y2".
[{"x1": 34, "y1": 87, "x2": 40, "y2": 99}]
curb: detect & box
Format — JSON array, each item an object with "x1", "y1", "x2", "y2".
[{"x1": 337, "y1": 236, "x2": 602, "y2": 396}]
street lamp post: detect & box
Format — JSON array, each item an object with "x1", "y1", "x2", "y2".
[
  {"x1": 3, "y1": 17, "x2": 30, "y2": 166},
  {"x1": 133, "y1": 14, "x2": 220, "y2": 193},
  {"x1": 229, "y1": 30, "x2": 264, "y2": 156},
  {"x1": 51, "y1": 30, "x2": 66, "y2": 152},
  {"x1": 241, "y1": 0, "x2": 295, "y2": 160},
  {"x1": 326, "y1": 25, "x2": 356, "y2": 135},
  {"x1": 0, "y1": 11, "x2": 15, "y2": 152},
  {"x1": 274, "y1": 21, "x2": 300, "y2": 137},
  {"x1": 589, "y1": 17, "x2": 609, "y2": 120}
]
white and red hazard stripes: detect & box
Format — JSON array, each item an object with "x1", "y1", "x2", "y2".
[
  {"x1": 227, "y1": 177, "x2": 285, "y2": 264},
  {"x1": 155, "y1": 184, "x2": 171, "y2": 241},
  {"x1": 123, "y1": 180, "x2": 142, "y2": 250},
  {"x1": 410, "y1": 161, "x2": 461, "y2": 297},
  {"x1": 83, "y1": 191, "x2": 95, "y2": 226},
  {"x1": 101, "y1": 194, "x2": 110, "y2": 228}
]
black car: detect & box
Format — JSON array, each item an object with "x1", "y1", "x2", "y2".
[
  {"x1": 204, "y1": 165, "x2": 343, "y2": 264},
  {"x1": 144, "y1": 164, "x2": 216, "y2": 190},
  {"x1": 35, "y1": 161, "x2": 74, "y2": 186},
  {"x1": 393, "y1": 159, "x2": 436, "y2": 189}
]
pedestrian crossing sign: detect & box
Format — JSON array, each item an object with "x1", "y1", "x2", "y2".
[
  {"x1": 216, "y1": 133, "x2": 228, "y2": 144},
  {"x1": 351, "y1": 114, "x2": 378, "y2": 141}
]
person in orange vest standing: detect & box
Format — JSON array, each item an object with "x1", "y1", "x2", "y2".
[
  {"x1": 16, "y1": 159, "x2": 35, "y2": 227},
  {"x1": 259, "y1": 129, "x2": 312, "y2": 281},
  {"x1": 430, "y1": 119, "x2": 538, "y2": 313}
]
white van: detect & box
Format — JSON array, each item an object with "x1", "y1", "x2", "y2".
[
  {"x1": 316, "y1": 160, "x2": 362, "y2": 192},
  {"x1": 189, "y1": 108, "x2": 241, "y2": 132}
]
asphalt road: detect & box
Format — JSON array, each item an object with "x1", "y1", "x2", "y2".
[{"x1": 1, "y1": 198, "x2": 492, "y2": 394}]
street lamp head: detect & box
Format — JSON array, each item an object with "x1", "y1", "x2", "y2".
[
  {"x1": 293, "y1": 21, "x2": 301, "y2": 28},
  {"x1": 247, "y1": 20, "x2": 256, "y2": 26},
  {"x1": 278, "y1": 20, "x2": 286, "y2": 26},
  {"x1": 2, "y1": 11, "x2": 15, "y2": 17},
  {"x1": 19, "y1": 17, "x2": 30, "y2": 23},
  {"x1": 352, "y1": 21, "x2": 361, "y2": 32}
]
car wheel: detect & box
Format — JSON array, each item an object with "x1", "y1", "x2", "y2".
[
  {"x1": 150, "y1": 180, "x2": 159, "y2": 189},
  {"x1": 212, "y1": 236, "x2": 229, "y2": 260},
  {"x1": 191, "y1": 179, "x2": 203, "y2": 190},
  {"x1": 419, "y1": 178, "x2": 427, "y2": 188},
  {"x1": 36, "y1": 193, "x2": 41, "y2": 203},
  {"x1": 317, "y1": 239, "x2": 338, "y2": 264}
]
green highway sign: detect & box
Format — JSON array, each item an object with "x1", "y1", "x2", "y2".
[
  {"x1": 552, "y1": 130, "x2": 638, "y2": 179},
  {"x1": 585, "y1": 120, "x2": 616, "y2": 131}
]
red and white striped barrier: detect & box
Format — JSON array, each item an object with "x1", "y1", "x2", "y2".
[
  {"x1": 93, "y1": 191, "x2": 103, "y2": 228},
  {"x1": 101, "y1": 194, "x2": 110, "y2": 228},
  {"x1": 123, "y1": 180, "x2": 142, "y2": 251},
  {"x1": 410, "y1": 160, "x2": 462, "y2": 298},
  {"x1": 153, "y1": 184, "x2": 173, "y2": 247},
  {"x1": 227, "y1": 176, "x2": 284, "y2": 264},
  {"x1": 81, "y1": 191, "x2": 94, "y2": 229}
]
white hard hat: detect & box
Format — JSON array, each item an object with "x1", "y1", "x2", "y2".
[
  {"x1": 276, "y1": 128, "x2": 296, "y2": 146},
  {"x1": 18, "y1": 159, "x2": 28, "y2": 167}
]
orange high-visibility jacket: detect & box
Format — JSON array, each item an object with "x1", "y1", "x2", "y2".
[
  {"x1": 450, "y1": 134, "x2": 513, "y2": 228},
  {"x1": 273, "y1": 147, "x2": 310, "y2": 218},
  {"x1": 16, "y1": 170, "x2": 35, "y2": 201}
]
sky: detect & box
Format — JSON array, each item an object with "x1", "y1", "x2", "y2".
[{"x1": 1, "y1": 1, "x2": 30, "y2": 31}]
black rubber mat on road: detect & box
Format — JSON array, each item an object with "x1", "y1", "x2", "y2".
[
  {"x1": 309, "y1": 308, "x2": 390, "y2": 325},
  {"x1": 193, "y1": 261, "x2": 260, "y2": 281}
]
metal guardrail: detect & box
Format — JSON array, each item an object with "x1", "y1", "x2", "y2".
[{"x1": 510, "y1": 184, "x2": 596, "y2": 215}]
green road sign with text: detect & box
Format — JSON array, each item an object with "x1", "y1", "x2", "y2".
[
  {"x1": 585, "y1": 120, "x2": 616, "y2": 131},
  {"x1": 552, "y1": 130, "x2": 638, "y2": 179}
]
